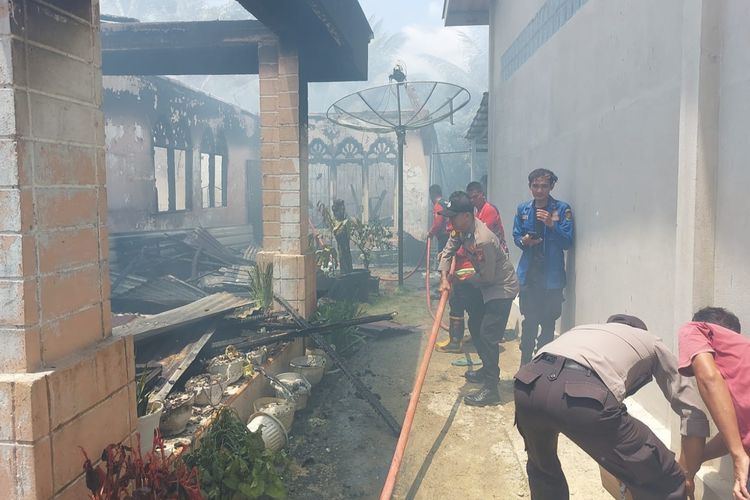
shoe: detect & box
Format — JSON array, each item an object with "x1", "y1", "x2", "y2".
[
  {"x1": 464, "y1": 386, "x2": 501, "y2": 407},
  {"x1": 435, "y1": 337, "x2": 451, "y2": 348},
  {"x1": 436, "y1": 339, "x2": 462, "y2": 353},
  {"x1": 499, "y1": 328, "x2": 518, "y2": 343},
  {"x1": 464, "y1": 368, "x2": 486, "y2": 383}
]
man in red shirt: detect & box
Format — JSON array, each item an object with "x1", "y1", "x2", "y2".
[
  {"x1": 427, "y1": 184, "x2": 448, "y2": 252},
  {"x1": 678, "y1": 307, "x2": 750, "y2": 500},
  {"x1": 437, "y1": 182, "x2": 508, "y2": 353}
]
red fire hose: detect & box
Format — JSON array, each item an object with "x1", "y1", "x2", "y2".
[
  {"x1": 379, "y1": 245, "x2": 427, "y2": 282},
  {"x1": 424, "y1": 237, "x2": 450, "y2": 332},
  {"x1": 379, "y1": 259, "x2": 455, "y2": 499}
]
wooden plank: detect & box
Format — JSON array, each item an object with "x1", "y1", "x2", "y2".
[{"x1": 150, "y1": 329, "x2": 215, "y2": 403}]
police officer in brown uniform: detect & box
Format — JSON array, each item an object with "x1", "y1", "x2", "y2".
[
  {"x1": 439, "y1": 191, "x2": 519, "y2": 406},
  {"x1": 513, "y1": 315, "x2": 709, "y2": 499}
]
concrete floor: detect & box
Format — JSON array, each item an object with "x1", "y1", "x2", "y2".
[{"x1": 286, "y1": 276, "x2": 610, "y2": 499}]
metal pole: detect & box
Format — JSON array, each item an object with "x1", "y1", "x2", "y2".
[{"x1": 396, "y1": 127, "x2": 405, "y2": 286}]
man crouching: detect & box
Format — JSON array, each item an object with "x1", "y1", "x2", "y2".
[{"x1": 514, "y1": 315, "x2": 709, "y2": 499}]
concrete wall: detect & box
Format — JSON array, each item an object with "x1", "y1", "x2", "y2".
[
  {"x1": 102, "y1": 76, "x2": 261, "y2": 235},
  {"x1": 714, "y1": 1, "x2": 750, "y2": 320},
  {"x1": 0, "y1": 1, "x2": 135, "y2": 498},
  {"x1": 488, "y1": 0, "x2": 684, "y2": 424}
]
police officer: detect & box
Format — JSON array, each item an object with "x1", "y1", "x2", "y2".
[
  {"x1": 514, "y1": 315, "x2": 709, "y2": 500},
  {"x1": 439, "y1": 191, "x2": 519, "y2": 406},
  {"x1": 512, "y1": 168, "x2": 573, "y2": 365},
  {"x1": 438, "y1": 182, "x2": 507, "y2": 353}
]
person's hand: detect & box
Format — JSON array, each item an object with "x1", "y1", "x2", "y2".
[
  {"x1": 521, "y1": 234, "x2": 543, "y2": 247},
  {"x1": 685, "y1": 476, "x2": 696, "y2": 500},
  {"x1": 677, "y1": 457, "x2": 696, "y2": 500},
  {"x1": 732, "y1": 452, "x2": 750, "y2": 500},
  {"x1": 536, "y1": 209, "x2": 554, "y2": 227},
  {"x1": 438, "y1": 277, "x2": 451, "y2": 293}
]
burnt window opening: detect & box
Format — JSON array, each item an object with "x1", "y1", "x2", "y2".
[
  {"x1": 200, "y1": 128, "x2": 228, "y2": 208},
  {"x1": 153, "y1": 118, "x2": 192, "y2": 213}
]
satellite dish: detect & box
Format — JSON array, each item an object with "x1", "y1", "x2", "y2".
[{"x1": 327, "y1": 78, "x2": 470, "y2": 284}]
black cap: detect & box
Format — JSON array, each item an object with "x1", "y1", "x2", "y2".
[
  {"x1": 439, "y1": 192, "x2": 474, "y2": 217},
  {"x1": 606, "y1": 314, "x2": 648, "y2": 331}
]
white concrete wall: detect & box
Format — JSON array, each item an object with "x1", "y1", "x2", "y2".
[
  {"x1": 715, "y1": 1, "x2": 750, "y2": 323},
  {"x1": 488, "y1": 0, "x2": 684, "y2": 424}
]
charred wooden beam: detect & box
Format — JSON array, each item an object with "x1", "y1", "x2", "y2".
[
  {"x1": 274, "y1": 294, "x2": 403, "y2": 436},
  {"x1": 210, "y1": 312, "x2": 397, "y2": 351},
  {"x1": 101, "y1": 20, "x2": 274, "y2": 76}
]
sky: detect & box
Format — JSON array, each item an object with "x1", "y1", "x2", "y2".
[{"x1": 358, "y1": 0, "x2": 486, "y2": 79}]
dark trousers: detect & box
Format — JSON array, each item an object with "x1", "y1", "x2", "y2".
[
  {"x1": 463, "y1": 285, "x2": 514, "y2": 383},
  {"x1": 519, "y1": 287, "x2": 563, "y2": 363},
  {"x1": 448, "y1": 281, "x2": 469, "y2": 338},
  {"x1": 513, "y1": 355, "x2": 686, "y2": 500}
]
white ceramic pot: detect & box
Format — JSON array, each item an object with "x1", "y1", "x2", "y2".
[
  {"x1": 247, "y1": 411, "x2": 288, "y2": 452},
  {"x1": 290, "y1": 355, "x2": 326, "y2": 385},
  {"x1": 306, "y1": 347, "x2": 334, "y2": 373},
  {"x1": 160, "y1": 392, "x2": 194, "y2": 436},
  {"x1": 273, "y1": 372, "x2": 311, "y2": 411},
  {"x1": 207, "y1": 357, "x2": 244, "y2": 385},
  {"x1": 252, "y1": 397, "x2": 295, "y2": 432},
  {"x1": 185, "y1": 374, "x2": 224, "y2": 406},
  {"x1": 137, "y1": 400, "x2": 164, "y2": 457}
]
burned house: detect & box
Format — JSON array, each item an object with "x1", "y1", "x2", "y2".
[
  {"x1": 308, "y1": 114, "x2": 439, "y2": 240},
  {"x1": 0, "y1": 0, "x2": 373, "y2": 496},
  {"x1": 103, "y1": 75, "x2": 261, "y2": 237}
]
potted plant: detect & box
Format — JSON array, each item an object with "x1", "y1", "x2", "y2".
[
  {"x1": 183, "y1": 408, "x2": 288, "y2": 499},
  {"x1": 136, "y1": 372, "x2": 164, "y2": 458},
  {"x1": 80, "y1": 433, "x2": 202, "y2": 499},
  {"x1": 249, "y1": 263, "x2": 274, "y2": 312}
]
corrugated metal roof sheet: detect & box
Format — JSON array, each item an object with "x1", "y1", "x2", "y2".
[
  {"x1": 113, "y1": 292, "x2": 252, "y2": 341},
  {"x1": 466, "y1": 91, "x2": 489, "y2": 142},
  {"x1": 117, "y1": 275, "x2": 208, "y2": 306}
]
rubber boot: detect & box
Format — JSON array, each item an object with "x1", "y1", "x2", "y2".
[
  {"x1": 464, "y1": 383, "x2": 501, "y2": 407},
  {"x1": 436, "y1": 316, "x2": 464, "y2": 353}
]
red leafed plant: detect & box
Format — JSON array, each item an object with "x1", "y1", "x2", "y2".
[{"x1": 80, "y1": 432, "x2": 203, "y2": 499}]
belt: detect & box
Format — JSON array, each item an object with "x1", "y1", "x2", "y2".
[{"x1": 539, "y1": 353, "x2": 599, "y2": 379}]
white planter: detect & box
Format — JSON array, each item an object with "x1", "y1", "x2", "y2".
[
  {"x1": 185, "y1": 374, "x2": 224, "y2": 406},
  {"x1": 137, "y1": 400, "x2": 164, "y2": 457},
  {"x1": 290, "y1": 355, "x2": 326, "y2": 385},
  {"x1": 160, "y1": 392, "x2": 194, "y2": 436},
  {"x1": 208, "y1": 357, "x2": 244, "y2": 385},
  {"x1": 253, "y1": 397, "x2": 295, "y2": 432},
  {"x1": 247, "y1": 412, "x2": 288, "y2": 452},
  {"x1": 273, "y1": 372, "x2": 311, "y2": 411}
]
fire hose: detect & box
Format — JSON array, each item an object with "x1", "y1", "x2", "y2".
[
  {"x1": 379, "y1": 237, "x2": 450, "y2": 332},
  {"x1": 424, "y1": 237, "x2": 450, "y2": 333},
  {"x1": 378, "y1": 244, "x2": 427, "y2": 282},
  {"x1": 379, "y1": 258, "x2": 455, "y2": 499}
]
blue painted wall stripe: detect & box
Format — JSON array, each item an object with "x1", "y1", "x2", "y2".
[{"x1": 501, "y1": 0, "x2": 589, "y2": 80}]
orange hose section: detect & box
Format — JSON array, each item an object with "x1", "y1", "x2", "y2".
[
  {"x1": 425, "y1": 237, "x2": 450, "y2": 332},
  {"x1": 379, "y1": 260, "x2": 454, "y2": 499}
]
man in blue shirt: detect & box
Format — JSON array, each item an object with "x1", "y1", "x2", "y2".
[{"x1": 512, "y1": 169, "x2": 574, "y2": 365}]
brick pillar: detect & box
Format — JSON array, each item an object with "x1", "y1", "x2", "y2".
[
  {"x1": 257, "y1": 38, "x2": 316, "y2": 317},
  {"x1": 0, "y1": 1, "x2": 135, "y2": 498}
]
